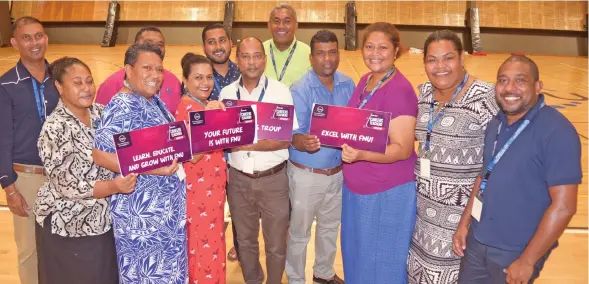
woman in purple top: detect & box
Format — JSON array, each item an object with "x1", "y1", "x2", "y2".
[{"x1": 340, "y1": 22, "x2": 418, "y2": 284}]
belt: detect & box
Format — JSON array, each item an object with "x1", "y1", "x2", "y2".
[
  {"x1": 13, "y1": 164, "x2": 47, "y2": 176},
  {"x1": 290, "y1": 160, "x2": 342, "y2": 176},
  {"x1": 233, "y1": 161, "x2": 286, "y2": 179}
]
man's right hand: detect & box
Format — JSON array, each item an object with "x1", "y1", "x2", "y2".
[
  {"x1": 452, "y1": 223, "x2": 469, "y2": 257},
  {"x1": 301, "y1": 134, "x2": 321, "y2": 153},
  {"x1": 4, "y1": 184, "x2": 29, "y2": 217}
]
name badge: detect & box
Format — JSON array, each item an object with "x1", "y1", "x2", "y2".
[
  {"x1": 176, "y1": 164, "x2": 186, "y2": 181},
  {"x1": 471, "y1": 193, "x2": 483, "y2": 222},
  {"x1": 243, "y1": 154, "x2": 255, "y2": 174},
  {"x1": 420, "y1": 158, "x2": 431, "y2": 178}
]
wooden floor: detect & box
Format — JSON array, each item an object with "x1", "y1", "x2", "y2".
[{"x1": 0, "y1": 44, "x2": 586, "y2": 283}]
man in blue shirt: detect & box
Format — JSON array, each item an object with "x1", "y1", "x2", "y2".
[
  {"x1": 286, "y1": 30, "x2": 355, "y2": 284},
  {"x1": 201, "y1": 23, "x2": 242, "y2": 262},
  {"x1": 0, "y1": 16, "x2": 59, "y2": 284},
  {"x1": 453, "y1": 55, "x2": 582, "y2": 284}
]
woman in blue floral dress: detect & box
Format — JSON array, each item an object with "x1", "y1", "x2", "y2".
[{"x1": 93, "y1": 43, "x2": 187, "y2": 283}]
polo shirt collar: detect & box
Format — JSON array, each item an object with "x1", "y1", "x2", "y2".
[
  {"x1": 497, "y1": 93, "x2": 546, "y2": 125},
  {"x1": 213, "y1": 60, "x2": 238, "y2": 78},
  {"x1": 271, "y1": 37, "x2": 298, "y2": 53},
  {"x1": 237, "y1": 74, "x2": 268, "y2": 92},
  {"x1": 16, "y1": 59, "x2": 51, "y2": 84}
]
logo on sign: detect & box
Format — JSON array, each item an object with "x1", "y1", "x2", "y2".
[
  {"x1": 168, "y1": 124, "x2": 186, "y2": 141},
  {"x1": 239, "y1": 107, "x2": 254, "y2": 124},
  {"x1": 272, "y1": 105, "x2": 290, "y2": 121},
  {"x1": 115, "y1": 133, "x2": 132, "y2": 149},
  {"x1": 190, "y1": 111, "x2": 206, "y2": 126},
  {"x1": 225, "y1": 100, "x2": 234, "y2": 107},
  {"x1": 312, "y1": 105, "x2": 328, "y2": 118},
  {"x1": 365, "y1": 113, "x2": 385, "y2": 130}
]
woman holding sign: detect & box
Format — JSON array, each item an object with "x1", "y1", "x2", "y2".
[
  {"x1": 174, "y1": 53, "x2": 228, "y2": 284},
  {"x1": 93, "y1": 44, "x2": 188, "y2": 283},
  {"x1": 339, "y1": 22, "x2": 418, "y2": 284},
  {"x1": 406, "y1": 30, "x2": 499, "y2": 283},
  {"x1": 35, "y1": 57, "x2": 137, "y2": 284}
]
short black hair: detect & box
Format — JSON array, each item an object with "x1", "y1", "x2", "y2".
[
  {"x1": 134, "y1": 27, "x2": 163, "y2": 43},
  {"x1": 236, "y1": 36, "x2": 265, "y2": 57},
  {"x1": 12, "y1": 16, "x2": 42, "y2": 33},
  {"x1": 49, "y1": 57, "x2": 91, "y2": 84},
  {"x1": 124, "y1": 43, "x2": 164, "y2": 66},
  {"x1": 423, "y1": 29, "x2": 464, "y2": 61},
  {"x1": 202, "y1": 23, "x2": 231, "y2": 43},
  {"x1": 269, "y1": 3, "x2": 298, "y2": 22},
  {"x1": 500, "y1": 55, "x2": 540, "y2": 81},
  {"x1": 310, "y1": 30, "x2": 338, "y2": 53},
  {"x1": 181, "y1": 52, "x2": 213, "y2": 79}
]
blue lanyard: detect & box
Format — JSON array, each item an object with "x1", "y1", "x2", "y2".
[
  {"x1": 479, "y1": 102, "x2": 545, "y2": 194},
  {"x1": 424, "y1": 74, "x2": 469, "y2": 152},
  {"x1": 31, "y1": 79, "x2": 46, "y2": 122},
  {"x1": 185, "y1": 92, "x2": 207, "y2": 108},
  {"x1": 124, "y1": 80, "x2": 173, "y2": 123},
  {"x1": 270, "y1": 41, "x2": 297, "y2": 82},
  {"x1": 236, "y1": 77, "x2": 268, "y2": 102},
  {"x1": 357, "y1": 67, "x2": 396, "y2": 109}
]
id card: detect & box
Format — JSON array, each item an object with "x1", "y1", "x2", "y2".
[
  {"x1": 420, "y1": 158, "x2": 431, "y2": 178},
  {"x1": 471, "y1": 194, "x2": 483, "y2": 222},
  {"x1": 176, "y1": 164, "x2": 186, "y2": 181},
  {"x1": 243, "y1": 154, "x2": 255, "y2": 174}
]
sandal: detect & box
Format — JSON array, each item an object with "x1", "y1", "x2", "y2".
[{"x1": 227, "y1": 247, "x2": 238, "y2": 262}]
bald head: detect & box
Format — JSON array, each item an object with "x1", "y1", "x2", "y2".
[
  {"x1": 236, "y1": 36, "x2": 267, "y2": 81},
  {"x1": 236, "y1": 36, "x2": 265, "y2": 57},
  {"x1": 499, "y1": 55, "x2": 539, "y2": 81}
]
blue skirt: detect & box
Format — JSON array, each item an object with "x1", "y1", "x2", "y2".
[{"x1": 341, "y1": 181, "x2": 417, "y2": 284}]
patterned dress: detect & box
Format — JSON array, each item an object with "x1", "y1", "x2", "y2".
[
  {"x1": 94, "y1": 92, "x2": 188, "y2": 284},
  {"x1": 175, "y1": 96, "x2": 228, "y2": 284},
  {"x1": 407, "y1": 80, "x2": 499, "y2": 284}
]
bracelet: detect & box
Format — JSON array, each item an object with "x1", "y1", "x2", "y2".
[{"x1": 6, "y1": 191, "x2": 17, "y2": 196}]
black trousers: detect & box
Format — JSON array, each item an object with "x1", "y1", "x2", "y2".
[
  {"x1": 458, "y1": 228, "x2": 552, "y2": 284},
  {"x1": 36, "y1": 215, "x2": 119, "y2": 284}
]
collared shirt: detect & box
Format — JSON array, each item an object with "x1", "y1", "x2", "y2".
[
  {"x1": 218, "y1": 74, "x2": 299, "y2": 172},
  {"x1": 35, "y1": 101, "x2": 113, "y2": 237},
  {"x1": 263, "y1": 38, "x2": 311, "y2": 88},
  {"x1": 472, "y1": 94, "x2": 582, "y2": 252},
  {"x1": 0, "y1": 60, "x2": 59, "y2": 188},
  {"x1": 289, "y1": 70, "x2": 356, "y2": 169},
  {"x1": 210, "y1": 60, "x2": 240, "y2": 101},
  {"x1": 95, "y1": 68, "x2": 182, "y2": 113}
]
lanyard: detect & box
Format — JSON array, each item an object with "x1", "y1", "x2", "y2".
[
  {"x1": 124, "y1": 80, "x2": 173, "y2": 123},
  {"x1": 185, "y1": 91, "x2": 207, "y2": 108},
  {"x1": 270, "y1": 41, "x2": 297, "y2": 82},
  {"x1": 479, "y1": 102, "x2": 545, "y2": 194},
  {"x1": 31, "y1": 79, "x2": 46, "y2": 122},
  {"x1": 236, "y1": 77, "x2": 268, "y2": 102},
  {"x1": 357, "y1": 67, "x2": 396, "y2": 109},
  {"x1": 424, "y1": 73, "x2": 469, "y2": 152}
]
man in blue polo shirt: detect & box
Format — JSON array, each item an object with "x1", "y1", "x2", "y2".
[
  {"x1": 286, "y1": 30, "x2": 355, "y2": 284},
  {"x1": 0, "y1": 16, "x2": 59, "y2": 284},
  {"x1": 453, "y1": 55, "x2": 582, "y2": 284}
]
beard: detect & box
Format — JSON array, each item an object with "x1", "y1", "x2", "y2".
[{"x1": 206, "y1": 49, "x2": 230, "y2": 65}]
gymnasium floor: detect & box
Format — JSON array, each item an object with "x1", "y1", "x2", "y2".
[{"x1": 0, "y1": 44, "x2": 587, "y2": 283}]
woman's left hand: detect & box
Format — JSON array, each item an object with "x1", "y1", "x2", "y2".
[
  {"x1": 342, "y1": 144, "x2": 363, "y2": 163},
  {"x1": 205, "y1": 101, "x2": 226, "y2": 111}
]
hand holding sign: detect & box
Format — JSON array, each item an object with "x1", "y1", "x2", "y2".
[
  {"x1": 301, "y1": 134, "x2": 321, "y2": 153},
  {"x1": 341, "y1": 143, "x2": 362, "y2": 163},
  {"x1": 113, "y1": 173, "x2": 138, "y2": 194}
]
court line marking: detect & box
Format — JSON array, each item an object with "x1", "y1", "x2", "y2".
[{"x1": 560, "y1": 63, "x2": 589, "y2": 72}]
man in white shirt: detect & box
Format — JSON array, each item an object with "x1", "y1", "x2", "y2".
[{"x1": 219, "y1": 36, "x2": 297, "y2": 284}]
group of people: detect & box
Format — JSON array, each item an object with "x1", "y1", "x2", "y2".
[{"x1": 0, "y1": 3, "x2": 582, "y2": 284}]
